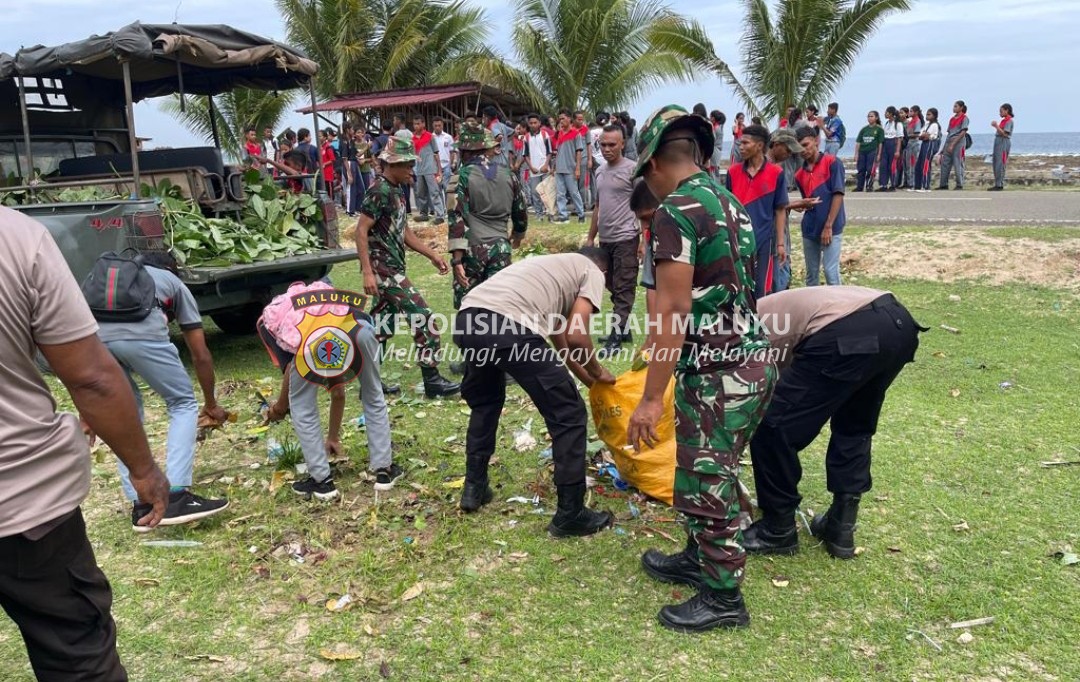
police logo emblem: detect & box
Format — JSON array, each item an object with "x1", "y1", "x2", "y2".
[{"x1": 291, "y1": 289, "x2": 368, "y2": 389}]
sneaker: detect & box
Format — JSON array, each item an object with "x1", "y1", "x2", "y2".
[
  {"x1": 554, "y1": 217, "x2": 570, "y2": 224},
  {"x1": 577, "y1": 215, "x2": 586, "y2": 223},
  {"x1": 131, "y1": 502, "x2": 156, "y2": 533},
  {"x1": 156, "y1": 489, "x2": 229, "y2": 528},
  {"x1": 292, "y1": 476, "x2": 339, "y2": 501},
  {"x1": 416, "y1": 215, "x2": 431, "y2": 222},
  {"x1": 373, "y1": 463, "x2": 405, "y2": 491}
]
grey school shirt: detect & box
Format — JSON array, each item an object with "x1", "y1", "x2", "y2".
[
  {"x1": 414, "y1": 134, "x2": 440, "y2": 176},
  {"x1": 595, "y1": 156, "x2": 639, "y2": 242},
  {"x1": 554, "y1": 130, "x2": 585, "y2": 175},
  {"x1": 97, "y1": 267, "x2": 204, "y2": 343}
]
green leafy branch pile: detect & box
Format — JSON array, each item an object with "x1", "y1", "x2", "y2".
[
  {"x1": 154, "y1": 172, "x2": 322, "y2": 268},
  {"x1": 1, "y1": 183, "x2": 122, "y2": 206}
]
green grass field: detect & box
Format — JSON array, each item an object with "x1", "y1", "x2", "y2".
[{"x1": 2, "y1": 222, "x2": 1078, "y2": 681}]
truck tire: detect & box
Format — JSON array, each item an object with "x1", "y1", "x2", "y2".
[{"x1": 210, "y1": 304, "x2": 263, "y2": 335}]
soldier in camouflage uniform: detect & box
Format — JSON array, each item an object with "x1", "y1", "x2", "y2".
[
  {"x1": 447, "y1": 122, "x2": 529, "y2": 309},
  {"x1": 626, "y1": 105, "x2": 777, "y2": 632},
  {"x1": 354, "y1": 137, "x2": 460, "y2": 398}
]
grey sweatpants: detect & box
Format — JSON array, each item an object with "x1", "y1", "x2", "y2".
[
  {"x1": 289, "y1": 324, "x2": 392, "y2": 481},
  {"x1": 939, "y1": 141, "x2": 965, "y2": 188},
  {"x1": 415, "y1": 173, "x2": 445, "y2": 220}
]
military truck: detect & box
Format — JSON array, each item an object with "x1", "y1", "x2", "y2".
[{"x1": 0, "y1": 23, "x2": 354, "y2": 333}]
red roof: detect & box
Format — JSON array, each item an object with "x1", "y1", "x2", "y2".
[{"x1": 298, "y1": 83, "x2": 480, "y2": 113}]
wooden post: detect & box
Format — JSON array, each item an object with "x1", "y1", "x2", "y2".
[
  {"x1": 15, "y1": 76, "x2": 36, "y2": 192},
  {"x1": 121, "y1": 60, "x2": 141, "y2": 197}
]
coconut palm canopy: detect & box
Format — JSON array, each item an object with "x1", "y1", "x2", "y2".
[
  {"x1": 161, "y1": 90, "x2": 296, "y2": 161},
  {"x1": 276, "y1": 0, "x2": 721, "y2": 114},
  {"x1": 721, "y1": 0, "x2": 913, "y2": 118}
]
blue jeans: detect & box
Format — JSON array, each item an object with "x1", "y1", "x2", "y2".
[
  {"x1": 803, "y1": 234, "x2": 843, "y2": 286},
  {"x1": 105, "y1": 339, "x2": 198, "y2": 501},
  {"x1": 555, "y1": 172, "x2": 584, "y2": 220},
  {"x1": 773, "y1": 226, "x2": 793, "y2": 293}
]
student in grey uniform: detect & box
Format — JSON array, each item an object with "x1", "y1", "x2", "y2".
[
  {"x1": 903, "y1": 105, "x2": 923, "y2": 189},
  {"x1": 258, "y1": 285, "x2": 400, "y2": 499},
  {"x1": 989, "y1": 103, "x2": 1014, "y2": 191},
  {"x1": 938, "y1": 100, "x2": 970, "y2": 190},
  {"x1": 411, "y1": 115, "x2": 445, "y2": 224}
]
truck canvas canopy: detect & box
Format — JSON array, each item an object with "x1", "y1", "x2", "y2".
[
  {"x1": 1, "y1": 22, "x2": 322, "y2": 194},
  {"x1": 0, "y1": 23, "x2": 317, "y2": 102}
]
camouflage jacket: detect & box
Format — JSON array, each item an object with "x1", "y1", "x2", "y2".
[
  {"x1": 447, "y1": 158, "x2": 527, "y2": 253},
  {"x1": 650, "y1": 171, "x2": 769, "y2": 372},
  {"x1": 360, "y1": 176, "x2": 407, "y2": 274}
]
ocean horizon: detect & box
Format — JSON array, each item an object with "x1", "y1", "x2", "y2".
[{"x1": 834, "y1": 131, "x2": 1080, "y2": 157}]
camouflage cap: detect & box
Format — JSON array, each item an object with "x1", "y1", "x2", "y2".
[
  {"x1": 378, "y1": 136, "x2": 417, "y2": 164},
  {"x1": 458, "y1": 121, "x2": 498, "y2": 151},
  {"x1": 769, "y1": 128, "x2": 802, "y2": 155},
  {"x1": 633, "y1": 104, "x2": 714, "y2": 178}
]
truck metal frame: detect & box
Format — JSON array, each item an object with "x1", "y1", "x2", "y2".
[{"x1": 0, "y1": 22, "x2": 356, "y2": 333}]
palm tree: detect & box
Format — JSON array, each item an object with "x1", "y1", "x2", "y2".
[
  {"x1": 507, "y1": 0, "x2": 721, "y2": 113},
  {"x1": 160, "y1": 90, "x2": 296, "y2": 161},
  {"x1": 720, "y1": 0, "x2": 912, "y2": 120},
  {"x1": 276, "y1": 0, "x2": 520, "y2": 100}
]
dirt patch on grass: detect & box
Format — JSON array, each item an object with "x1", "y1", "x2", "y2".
[{"x1": 844, "y1": 229, "x2": 1080, "y2": 293}]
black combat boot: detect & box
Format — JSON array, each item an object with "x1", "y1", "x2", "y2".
[
  {"x1": 459, "y1": 455, "x2": 494, "y2": 513},
  {"x1": 381, "y1": 382, "x2": 400, "y2": 395},
  {"x1": 641, "y1": 534, "x2": 702, "y2": 588},
  {"x1": 658, "y1": 585, "x2": 750, "y2": 633},
  {"x1": 547, "y1": 483, "x2": 614, "y2": 538},
  {"x1": 742, "y1": 514, "x2": 799, "y2": 555},
  {"x1": 421, "y1": 366, "x2": 461, "y2": 398},
  {"x1": 810, "y1": 494, "x2": 861, "y2": 559}
]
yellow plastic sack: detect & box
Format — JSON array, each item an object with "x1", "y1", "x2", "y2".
[{"x1": 588, "y1": 365, "x2": 676, "y2": 505}]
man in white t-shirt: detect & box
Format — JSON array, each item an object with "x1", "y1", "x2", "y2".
[
  {"x1": 588, "y1": 112, "x2": 609, "y2": 211},
  {"x1": 433, "y1": 116, "x2": 456, "y2": 197},
  {"x1": 524, "y1": 113, "x2": 554, "y2": 219}
]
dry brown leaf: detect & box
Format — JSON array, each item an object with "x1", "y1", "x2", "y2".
[
  {"x1": 508, "y1": 552, "x2": 529, "y2": 562},
  {"x1": 319, "y1": 647, "x2": 362, "y2": 661},
  {"x1": 771, "y1": 576, "x2": 790, "y2": 588},
  {"x1": 325, "y1": 594, "x2": 353, "y2": 612},
  {"x1": 953, "y1": 520, "x2": 970, "y2": 532},
  {"x1": 854, "y1": 546, "x2": 866, "y2": 556},
  {"x1": 399, "y1": 582, "x2": 425, "y2": 602},
  {"x1": 380, "y1": 660, "x2": 391, "y2": 678},
  {"x1": 183, "y1": 654, "x2": 226, "y2": 663},
  {"x1": 949, "y1": 388, "x2": 961, "y2": 398},
  {"x1": 269, "y1": 470, "x2": 287, "y2": 493}
]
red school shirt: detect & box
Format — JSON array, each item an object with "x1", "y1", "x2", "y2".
[{"x1": 320, "y1": 143, "x2": 336, "y2": 182}]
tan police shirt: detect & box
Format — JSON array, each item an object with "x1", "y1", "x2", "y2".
[
  {"x1": 459, "y1": 253, "x2": 605, "y2": 337},
  {"x1": 756, "y1": 286, "x2": 889, "y2": 370},
  {"x1": 0, "y1": 207, "x2": 98, "y2": 538}
]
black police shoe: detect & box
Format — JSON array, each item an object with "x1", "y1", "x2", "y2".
[
  {"x1": 809, "y1": 494, "x2": 861, "y2": 559},
  {"x1": 742, "y1": 516, "x2": 799, "y2": 555},
  {"x1": 658, "y1": 586, "x2": 750, "y2": 633},
  {"x1": 641, "y1": 535, "x2": 702, "y2": 589},
  {"x1": 459, "y1": 482, "x2": 494, "y2": 512}
]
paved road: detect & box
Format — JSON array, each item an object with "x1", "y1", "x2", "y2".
[{"x1": 836, "y1": 189, "x2": 1080, "y2": 226}]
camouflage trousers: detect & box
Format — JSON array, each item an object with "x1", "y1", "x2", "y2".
[
  {"x1": 673, "y1": 360, "x2": 777, "y2": 590},
  {"x1": 370, "y1": 269, "x2": 441, "y2": 368},
  {"x1": 453, "y1": 238, "x2": 513, "y2": 309}
]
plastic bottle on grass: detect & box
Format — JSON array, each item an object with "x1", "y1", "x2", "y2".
[{"x1": 267, "y1": 436, "x2": 284, "y2": 462}]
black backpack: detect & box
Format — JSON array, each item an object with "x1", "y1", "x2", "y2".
[{"x1": 81, "y1": 250, "x2": 158, "y2": 322}]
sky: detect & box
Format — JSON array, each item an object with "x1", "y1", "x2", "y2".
[{"x1": 2, "y1": 0, "x2": 1075, "y2": 148}]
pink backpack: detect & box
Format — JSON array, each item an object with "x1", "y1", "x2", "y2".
[{"x1": 259, "y1": 281, "x2": 353, "y2": 354}]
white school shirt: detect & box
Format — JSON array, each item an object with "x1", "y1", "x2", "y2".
[
  {"x1": 434, "y1": 132, "x2": 454, "y2": 168},
  {"x1": 923, "y1": 122, "x2": 941, "y2": 141},
  {"x1": 883, "y1": 120, "x2": 904, "y2": 139}
]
